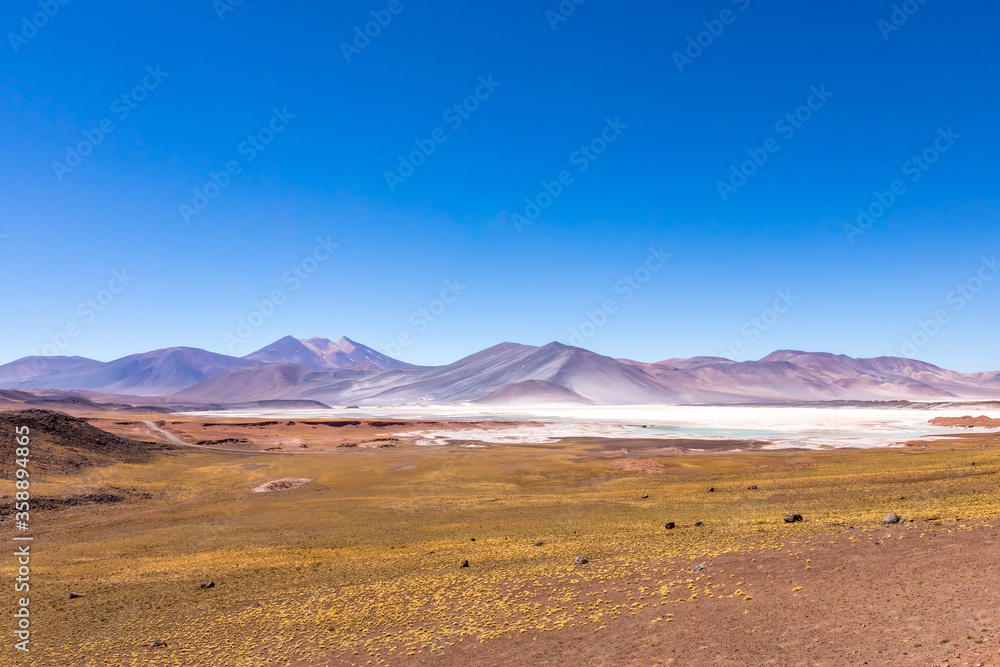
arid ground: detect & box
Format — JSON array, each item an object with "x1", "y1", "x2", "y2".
[{"x1": 2, "y1": 410, "x2": 999, "y2": 666}]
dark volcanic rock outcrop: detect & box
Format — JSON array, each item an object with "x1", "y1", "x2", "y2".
[{"x1": 0, "y1": 409, "x2": 174, "y2": 476}]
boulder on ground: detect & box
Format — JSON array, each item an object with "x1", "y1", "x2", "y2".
[
  {"x1": 694, "y1": 562, "x2": 708, "y2": 573},
  {"x1": 784, "y1": 514, "x2": 803, "y2": 523},
  {"x1": 883, "y1": 512, "x2": 901, "y2": 525},
  {"x1": 459, "y1": 560, "x2": 469, "y2": 568},
  {"x1": 574, "y1": 556, "x2": 588, "y2": 565},
  {"x1": 664, "y1": 522, "x2": 676, "y2": 530},
  {"x1": 198, "y1": 581, "x2": 215, "y2": 589}
]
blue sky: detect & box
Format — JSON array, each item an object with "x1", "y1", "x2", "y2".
[{"x1": 1, "y1": 0, "x2": 998, "y2": 371}]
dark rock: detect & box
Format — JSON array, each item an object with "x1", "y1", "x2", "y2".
[
  {"x1": 748, "y1": 485, "x2": 758, "y2": 490},
  {"x1": 883, "y1": 513, "x2": 902, "y2": 525},
  {"x1": 68, "y1": 592, "x2": 85, "y2": 599},
  {"x1": 708, "y1": 487, "x2": 715, "y2": 492},
  {"x1": 459, "y1": 560, "x2": 469, "y2": 568},
  {"x1": 150, "y1": 640, "x2": 167, "y2": 648},
  {"x1": 664, "y1": 522, "x2": 676, "y2": 530},
  {"x1": 574, "y1": 556, "x2": 588, "y2": 565},
  {"x1": 783, "y1": 514, "x2": 803, "y2": 523},
  {"x1": 198, "y1": 581, "x2": 215, "y2": 589},
  {"x1": 641, "y1": 494, "x2": 649, "y2": 499},
  {"x1": 693, "y1": 563, "x2": 707, "y2": 573},
  {"x1": 470, "y1": 537, "x2": 476, "y2": 541},
  {"x1": 534, "y1": 541, "x2": 543, "y2": 547},
  {"x1": 694, "y1": 521, "x2": 704, "y2": 527}
]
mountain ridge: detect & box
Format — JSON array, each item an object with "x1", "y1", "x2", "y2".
[
  {"x1": 242, "y1": 336, "x2": 412, "y2": 371},
  {"x1": 1, "y1": 338, "x2": 999, "y2": 405}
]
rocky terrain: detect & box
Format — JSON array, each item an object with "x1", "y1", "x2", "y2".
[{"x1": 0, "y1": 409, "x2": 174, "y2": 475}]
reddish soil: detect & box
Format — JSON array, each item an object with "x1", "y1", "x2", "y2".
[{"x1": 931, "y1": 415, "x2": 1000, "y2": 428}]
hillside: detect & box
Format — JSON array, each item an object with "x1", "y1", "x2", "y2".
[{"x1": 0, "y1": 410, "x2": 174, "y2": 476}]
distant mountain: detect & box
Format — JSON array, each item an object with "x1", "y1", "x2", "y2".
[
  {"x1": 177, "y1": 341, "x2": 675, "y2": 405},
  {"x1": 243, "y1": 336, "x2": 411, "y2": 371},
  {"x1": 172, "y1": 363, "x2": 320, "y2": 403},
  {"x1": 0, "y1": 356, "x2": 105, "y2": 388},
  {"x1": 628, "y1": 350, "x2": 1000, "y2": 402},
  {"x1": 473, "y1": 380, "x2": 593, "y2": 405},
  {"x1": 3, "y1": 339, "x2": 1000, "y2": 405},
  {"x1": 0, "y1": 347, "x2": 261, "y2": 395},
  {"x1": 334, "y1": 342, "x2": 676, "y2": 405}
]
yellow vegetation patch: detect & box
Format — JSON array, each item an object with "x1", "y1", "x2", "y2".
[{"x1": 7, "y1": 428, "x2": 999, "y2": 665}]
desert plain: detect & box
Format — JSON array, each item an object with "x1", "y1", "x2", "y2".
[{"x1": 2, "y1": 405, "x2": 1000, "y2": 666}]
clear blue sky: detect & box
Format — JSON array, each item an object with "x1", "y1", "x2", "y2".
[{"x1": 1, "y1": 1, "x2": 998, "y2": 371}]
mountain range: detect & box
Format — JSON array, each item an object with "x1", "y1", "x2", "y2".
[{"x1": 1, "y1": 336, "x2": 999, "y2": 406}]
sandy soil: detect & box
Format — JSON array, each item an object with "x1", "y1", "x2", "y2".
[
  {"x1": 382, "y1": 520, "x2": 1000, "y2": 667},
  {"x1": 931, "y1": 415, "x2": 1000, "y2": 428},
  {"x1": 610, "y1": 459, "x2": 668, "y2": 474}
]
